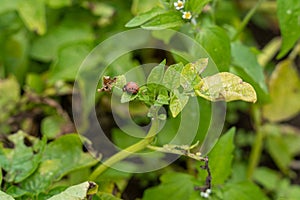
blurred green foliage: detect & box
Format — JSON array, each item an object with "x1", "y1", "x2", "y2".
[{"x1": 0, "y1": 0, "x2": 300, "y2": 199}]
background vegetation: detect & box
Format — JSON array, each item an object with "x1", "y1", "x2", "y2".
[{"x1": 0, "y1": 0, "x2": 300, "y2": 199}]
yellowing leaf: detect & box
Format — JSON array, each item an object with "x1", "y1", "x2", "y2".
[
  {"x1": 195, "y1": 72, "x2": 257, "y2": 103},
  {"x1": 263, "y1": 59, "x2": 300, "y2": 122}
]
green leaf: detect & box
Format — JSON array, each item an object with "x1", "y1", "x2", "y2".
[
  {"x1": 143, "y1": 173, "x2": 194, "y2": 200},
  {"x1": 0, "y1": 131, "x2": 45, "y2": 183},
  {"x1": 195, "y1": 72, "x2": 257, "y2": 103},
  {"x1": 141, "y1": 11, "x2": 184, "y2": 30},
  {"x1": 0, "y1": 191, "x2": 14, "y2": 200},
  {"x1": 45, "y1": 0, "x2": 72, "y2": 8},
  {"x1": 208, "y1": 128, "x2": 235, "y2": 185},
  {"x1": 48, "y1": 43, "x2": 92, "y2": 83},
  {"x1": 231, "y1": 42, "x2": 268, "y2": 97},
  {"x1": 98, "y1": 193, "x2": 122, "y2": 200},
  {"x1": 41, "y1": 115, "x2": 66, "y2": 139},
  {"x1": 125, "y1": 7, "x2": 166, "y2": 27},
  {"x1": 121, "y1": 92, "x2": 137, "y2": 103},
  {"x1": 0, "y1": 0, "x2": 18, "y2": 14},
  {"x1": 263, "y1": 59, "x2": 300, "y2": 122},
  {"x1": 26, "y1": 73, "x2": 45, "y2": 94},
  {"x1": 163, "y1": 63, "x2": 184, "y2": 90},
  {"x1": 253, "y1": 167, "x2": 281, "y2": 191},
  {"x1": 180, "y1": 62, "x2": 202, "y2": 91},
  {"x1": 277, "y1": 0, "x2": 300, "y2": 58},
  {"x1": 223, "y1": 181, "x2": 269, "y2": 200},
  {"x1": 30, "y1": 21, "x2": 94, "y2": 61},
  {"x1": 11, "y1": 134, "x2": 98, "y2": 194},
  {"x1": 169, "y1": 91, "x2": 189, "y2": 117},
  {"x1": 17, "y1": 0, "x2": 46, "y2": 35},
  {"x1": 266, "y1": 132, "x2": 291, "y2": 174},
  {"x1": 3, "y1": 31, "x2": 29, "y2": 84},
  {"x1": 186, "y1": 0, "x2": 212, "y2": 15},
  {"x1": 196, "y1": 26, "x2": 231, "y2": 71},
  {"x1": 47, "y1": 181, "x2": 97, "y2": 200},
  {"x1": 147, "y1": 60, "x2": 166, "y2": 84}
]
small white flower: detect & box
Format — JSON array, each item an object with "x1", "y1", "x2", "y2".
[
  {"x1": 174, "y1": 0, "x2": 184, "y2": 10},
  {"x1": 200, "y1": 191, "x2": 209, "y2": 198},
  {"x1": 182, "y1": 11, "x2": 192, "y2": 20},
  {"x1": 206, "y1": 189, "x2": 212, "y2": 194}
]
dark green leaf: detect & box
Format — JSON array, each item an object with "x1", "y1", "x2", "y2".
[
  {"x1": 143, "y1": 173, "x2": 194, "y2": 200},
  {"x1": 231, "y1": 42, "x2": 268, "y2": 100},
  {"x1": 125, "y1": 7, "x2": 166, "y2": 27},
  {"x1": 263, "y1": 59, "x2": 300, "y2": 122},
  {"x1": 141, "y1": 11, "x2": 183, "y2": 30},
  {"x1": 223, "y1": 181, "x2": 269, "y2": 200},
  {"x1": 277, "y1": 0, "x2": 300, "y2": 58},
  {"x1": 208, "y1": 128, "x2": 235, "y2": 185},
  {"x1": 196, "y1": 26, "x2": 231, "y2": 71},
  {"x1": 17, "y1": 0, "x2": 46, "y2": 35},
  {"x1": 147, "y1": 60, "x2": 166, "y2": 84},
  {"x1": 47, "y1": 181, "x2": 97, "y2": 200}
]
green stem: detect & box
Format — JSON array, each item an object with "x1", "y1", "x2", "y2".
[
  {"x1": 247, "y1": 105, "x2": 264, "y2": 179},
  {"x1": 89, "y1": 109, "x2": 160, "y2": 180},
  {"x1": 232, "y1": 0, "x2": 265, "y2": 41}
]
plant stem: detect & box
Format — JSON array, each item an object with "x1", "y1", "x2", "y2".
[
  {"x1": 232, "y1": 0, "x2": 265, "y2": 41},
  {"x1": 89, "y1": 108, "x2": 160, "y2": 180},
  {"x1": 247, "y1": 105, "x2": 264, "y2": 179}
]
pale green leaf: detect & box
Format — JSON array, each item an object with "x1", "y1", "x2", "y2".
[
  {"x1": 266, "y1": 132, "x2": 291, "y2": 174},
  {"x1": 125, "y1": 7, "x2": 166, "y2": 27},
  {"x1": 47, "y1": 181, "x2": 97, "y2": 200},
  {"x1": 0, "y1": 0, "x2": 18, "y2": 15},
  {"x1": 0, "y1": 191, "x2": 14, "y2": 200},
  {"x1": 121, "y1": 92, "x2": 137, "y2": 103},
  {"x1": 147, "y1": 60, "x2": 166, "y2": 84},
  {"x1": 277, "y1": 0, "x2": 300, "y2": 58},
  {"x1": 0, "y1": 131, "x2": 45, "y2": 183},
  {"x1": 45, "y1": 0, "x2": 72, "y2": 8},
  {"x1": 41, "y1": 115, "x2": 66, "y2": 139},
  {"x1": 169, "y1": 91, "x2": 189, "y2": 117},
  {"x1": 163, "y1": 63, "x2": 184, "y2": 90},
  {"x1": 180, "y1": 62, "x2": 202, "y2": 91},
  {"x1": 195, "y1": 72, "x2": 257, "y2": 103},
  {"x1": 17, "y1": 0, "x2": 46, "y2": 35},
  {"x1": 263, "y1": 59, "x2": 300, "y2": 122},
  {"x1": 253, "y1": 167, "x2": 281, "y2": 191}
]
